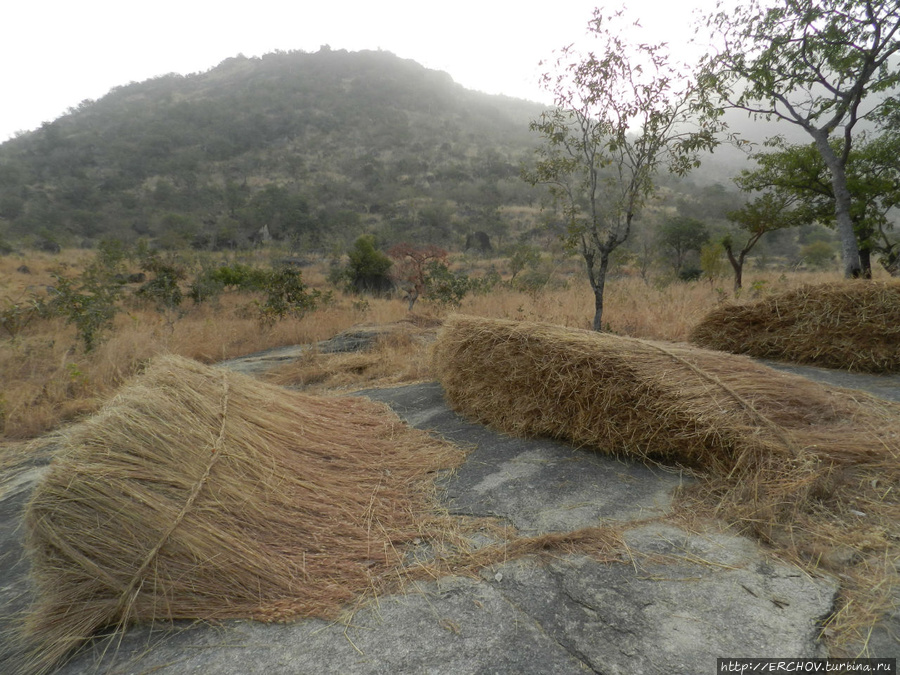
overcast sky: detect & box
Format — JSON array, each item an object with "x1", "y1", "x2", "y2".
[{"x1": 1, "y1": 0, "x2": 721, "y2": 142}]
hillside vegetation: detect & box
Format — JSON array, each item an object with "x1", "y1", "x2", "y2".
[
  {"x1": 0, "y1": 48, "x2": 547, "y2": 252},
  {"x1": 0, "y1": 44, "x2": 849, "y2": 277}
]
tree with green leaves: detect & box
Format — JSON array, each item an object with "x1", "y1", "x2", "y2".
[
  {"x1": 701, "y1": 0, "x2": 900, "y2": 278},
  {"x1": 344, "y1": 235, "x2": 394, "y2": 296},
  {"x1": 526, "y1": 9, "x2": 721, "y2": 330},
  {"x1": 723, "y1": 192, "x2": 805, "y2": 292},
  {"x1": 735, "y1": 135, "x2": 900, "y2": 277},
  {"x1": 658, "y1": 216, "x2": 710, "y2": 273}
]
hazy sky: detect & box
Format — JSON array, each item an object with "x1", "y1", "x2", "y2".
[{"x1": 1, "y1": 0, "x2": 720, "y2": 141}]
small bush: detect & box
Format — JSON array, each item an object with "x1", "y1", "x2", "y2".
[
  {"x1": 700, "y1": 242, "x2": 727, "y2": 281},
  {"x1": 0, "y1": 296, "x2": 43, "y2": 339},
  {"x1": 508, "y1": 243, "x2": 541, "y2": 280},
  {"x1": 471, "y1": 269, "x2": 502, "y2": 295},
  {"x1": 512, "y1": 268, "x2": 552, "y2": 297},
  {"x1": 342, "y1": 235, "x2": 394, "y2": 296},
  {"x1": 136, "y1": 253, "x2": 186, "y2": 311},
  {"x1": 46, "y1": 243, "x2": 127, "y2": 351},
  {"x1": 209, "y1": 263, "x2": 270, "y2": 291},
  {"x1": 188, "y1": 262, "x2": 269, "y2": 304},
  {"x1": 678, "y1": 266, "x2": 704, "y2": 282},
  {"x1": 258, "y1": 265, "x2": 327, "y2": 326},
  {"x1": 187, "y1": 271, "x2": 225, "y2": 304},
  {"x1": 801, "y1": 241, "x2": 835, "y2": 269},
  {"x1": 424, "y1": 262, "x2": 473, "y2": 308}
]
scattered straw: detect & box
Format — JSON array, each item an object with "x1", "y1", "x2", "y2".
[
  {"x1": 16, "y1": 355, "x2": 466, "y2": 675},
  {"x1": 265, "y1": 322, "x2": 437, "y2": 392},
  {"x1": 690, "y1": 281, "x2": 900, "y2": 373}
]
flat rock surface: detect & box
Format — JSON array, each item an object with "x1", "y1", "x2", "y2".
[
  {"x1": 482, "y1": 527, "x2": 835, "y2": 674},
  {"x1": 1, "y1": 354, "x2": 898, "y2": 673},
  {"x1": 761, "y1": 359, "x2": 900, "y2": 402},
  {"x1": 361, "y1": 382, "x2": 684, "y2": 533}
]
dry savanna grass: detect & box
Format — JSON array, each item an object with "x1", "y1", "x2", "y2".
[
  {"x1": 0, "y1": 288, "x2": 410, "y2": 440},
  {"x1": 262, "y1": 267, "x2": 863, "y2": 397},
  {"x1": 431, "y1": 314, "x2": 900, "y2": 654},
  {"x1": 0, "y1": 249, "x2": 791, "y2": 441},
  {"x1": 691, "y1": 280, "x2": 900, "y2": 372},
  {"x1": 264, "y1": 317, "x2": 440, "y2": 393},
  {"x1": 14, "y1": 355, "x2": 468, "y2": 675}
]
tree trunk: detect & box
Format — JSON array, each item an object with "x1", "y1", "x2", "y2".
[
  {"x1": 811, "y1": 132, "x2": 862, "y2": 278},
  {"x1": 405, "y1": 286, "x2": 419, "y2": 311},
  {"x1": 590, "y1": 252, "x2": 611, "y2": 331},
  {"x1": 859, "y1": 246, "x2": 873, "y2": 279},
  {"x1": 723, "y1": 243, "x2": 743, "y2": 293},
  {"x1": 732, "y1": 263, "x2": 743, "y2": 294},
  {"x1": 883, "y1": 248, "x2": 900, "y2": 277}
]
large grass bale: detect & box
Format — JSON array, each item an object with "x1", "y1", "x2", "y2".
[
  {"x1": 17, "y1": 355, "x2": 463, "y2": 675},
  {"x1": 431, "y1": 316, "x2": 900, "y2": 540},
  {"x1": 432, "y1": 316, "x2": 897, "y2": 472},
  {"x1": 689, "y1": 281, "x2": 900, "y2": 372}
]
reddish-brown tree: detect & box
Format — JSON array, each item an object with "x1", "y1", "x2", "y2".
[{"x1": 387, "y1": 243, "x2": 447, "y2": 310}]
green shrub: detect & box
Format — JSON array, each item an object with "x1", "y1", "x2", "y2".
[
  {"x1": 471, "y1": 269, "x2": 502, "y2": 295},
  {"x1": 209, "y1": 263, "x2": 270, "y2": 290},
  {"x1": 136, "y1": 252, "x2": 186, "y2": 311},
  {"x1": 801, "y1": 241, "x2": 835, "y2": 269},
  {"x1": 258, "y1": 265, "x2": 327, "y2": 326},
  {"x1": 342, "y1": 235, "x2": 394, "y2": 295},
  {"x1": 513, "y1": 268, "x2": 551, "y2": 297},
  {"x1": 48, "y1": 271, "x2": 122, "y2": 352},
  {"x1": 508, "y1": 243, "x2": 541, "y2": 280},
  {"x1": 46, "y1": 241, "x2": 126, "y2": 351},
  {"x1": 188, "y1": 262, "x2": 269, "y2": 304},
  {"x1": 678, "y1": 266, "x2": 704, "y2": 282},
  {"x1": 700, "y1": 242, "x2": 727, "y2": 281},
  {"x1": 424, "y1": 262, "x2": 473, "y2": 307}
]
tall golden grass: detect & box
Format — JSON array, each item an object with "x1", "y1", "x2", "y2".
[
  {"x1": 0, "y1": 289, "x2": 409, "y2": 439},
  {"x1": 0, "y1": 249, "x2": 854, "y2": 442}
]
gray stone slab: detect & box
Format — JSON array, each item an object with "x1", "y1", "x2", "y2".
[
  {"x1": 217, "y1": 344, "x2": 310, "y2": 375},
  {"x1": 361, "y1": 383, "x2": 686, "y2": 534},
  {"x1": 217, "y1": 327, "x2": 396, "y2": 376},
  {"x1": 481, "y1": 523, "x2": 838, "y2": 675},
  {"x1": 54, "y1": 576, "x2": 592, "y2": 675},
  {"x1": 0, "y1": 459, "x2": 50, "y2": 669},
  {"x1": 760, "y1": 359, "x2": 900, "y2": 402}
]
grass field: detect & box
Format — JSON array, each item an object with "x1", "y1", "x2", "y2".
[{"x1": 0, "y1": 248, "x2": 857, "y2": 441}]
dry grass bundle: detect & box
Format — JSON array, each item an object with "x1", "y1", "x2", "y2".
[
  {"x1": 432, "y1": 315, "x2": 900, "y2": 475},
  {"x1": 690, "y1": 281, "x2": 900, "y2": 372},
  {"x1": 432, "y1": 315, "x2": 900, "y2": 650},
  {"x1": 16, "y1": 355, "x2": 465, "y2": 675}
]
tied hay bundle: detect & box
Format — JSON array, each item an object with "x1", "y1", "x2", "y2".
[
  {"x1": 689, "y1": 281, "x2": 900, "y2": 373},
  {"x1": 432, "y1": 316, "x2": 900, "y2": 537},
  {"x1": 18, "y1": 355, "x2": 463, "y2": 675}
]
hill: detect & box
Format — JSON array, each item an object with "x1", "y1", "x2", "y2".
[{"x1": 0, "y1": 48, "x2": 550, "y2": 252}]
